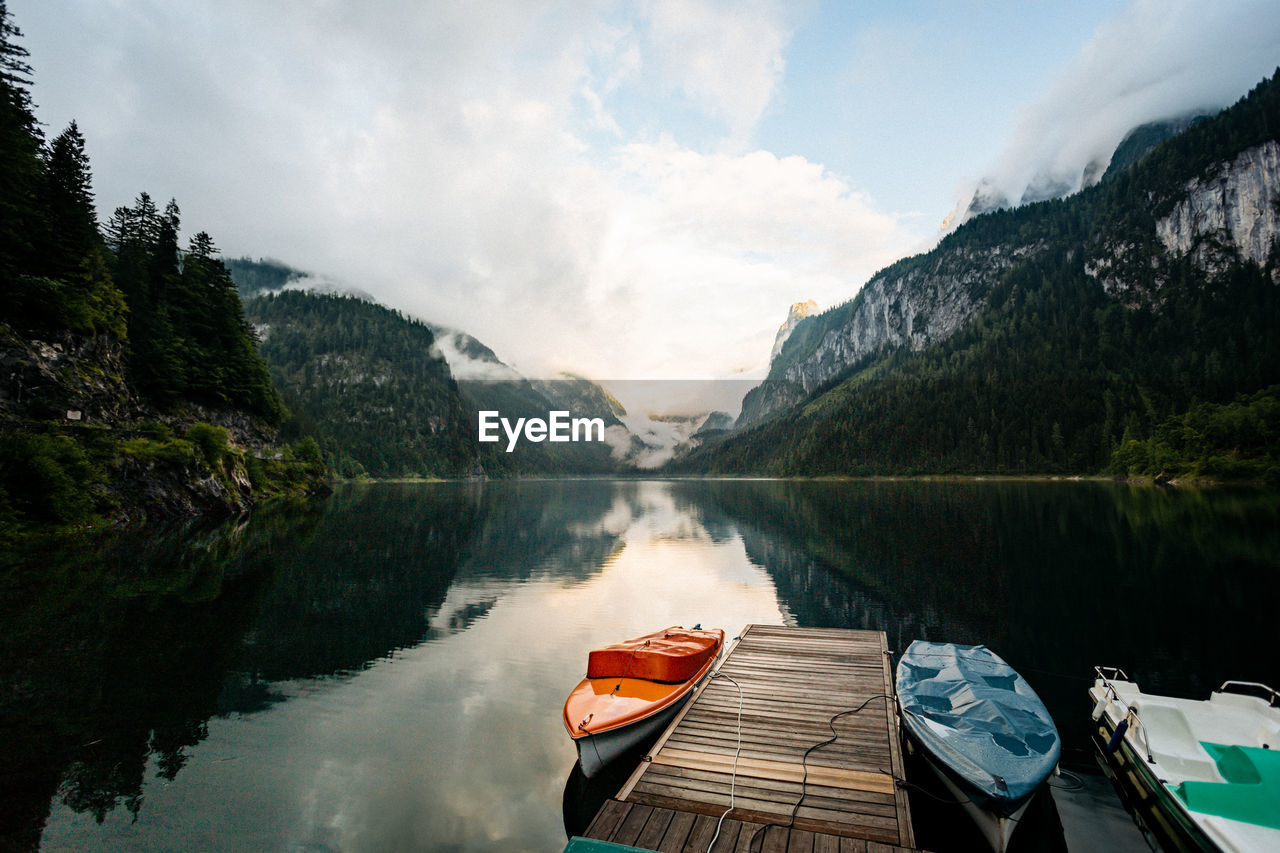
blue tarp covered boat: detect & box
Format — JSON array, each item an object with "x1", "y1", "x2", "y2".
[{"x1": 896, "y1": 641, "x2": 1061, "y2": 852}]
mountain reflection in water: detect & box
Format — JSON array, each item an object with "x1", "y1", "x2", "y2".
[{"x1": 2, "y1": 480, "x2": 1275, "y2": 852}]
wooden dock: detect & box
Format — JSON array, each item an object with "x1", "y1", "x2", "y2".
[{"x1": 582, "y1": 625, "x2": 918, "y2": 852}]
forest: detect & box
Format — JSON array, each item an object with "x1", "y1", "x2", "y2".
[
  {"x1": 677, "y1": 71, "x2": 1280, "y2": 482},
  {"x1": 0, "y1": 4, "x2": 323, "y2": 540},
  {"x1": 237, "y1": 280, "x2": 626, "y2": 478},
  {"x1": 242, "y1": 290, "x2": 477, "y2": 479}
]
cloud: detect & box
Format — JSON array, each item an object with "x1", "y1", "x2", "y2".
[
  {"x1": 18, "y1": 0, "x2": 883, "y2": 380},
  {"x1": 46, "y1": 2, "x2": 1273, "y2": 383},
  {"x1": 639, "y1": 0, "x2": 790, "y2": 146},
  {"x1": 961, "y1": 0, "x2": 1280, "y2": 213}
]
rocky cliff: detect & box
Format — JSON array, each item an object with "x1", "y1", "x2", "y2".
[
  {"x1": 0, "y1": 325, "x2": 140, "y2": 424},
  {"x1": 741, "y1": 134, "x2": 1280, "y2": 428},
  {"x1": 739, "y1": 240, "x2": 1044, "y2": 426},
  {"x1": 1155, "y1": 139, "x2": 1280, "y2": 272},
  {"x1": 769, "y1": 300, "x2": 817, "y2": 362},
  {"x1": 0, "y1": 323, "x2": 316, "y2": 526}
]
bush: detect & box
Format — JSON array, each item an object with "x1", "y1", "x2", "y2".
[
  {"x1": 291, "y1": 435, "x2": 324, "y2": 470},
  {"x1": 121, "y1": 436, "x2": 197, "y2": 467},
  {"x1": 1108, "y1": 387, "x2": 1280, "y2": 482},
  {"x1": 187, "y1": 423, "x2": 230, "y2": 468},
  {"x1": 0, "y1": 432, "x2": 101, "y2": 524}
]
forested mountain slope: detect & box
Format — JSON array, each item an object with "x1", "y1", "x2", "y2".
[
  {"x1": 242, "y1": 290, "x2": 479, "y2": 478},
  {"x1": 239, "y1": 284, "x2": 629, "y2": 477},
  {"x1": 684, "y1": 71, "x2": 1280, "y2": 480},
  {"x1": 0, "y1": 5, "x2": 325, "y2": 539}
]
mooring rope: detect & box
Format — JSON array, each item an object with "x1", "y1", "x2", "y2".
[{"x1": 706, "y1": 671, "x2": 743, "y2": 853}]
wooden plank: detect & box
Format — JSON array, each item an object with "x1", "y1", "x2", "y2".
[
  {"x1": 651, "y1": 748, "x2": 897, "y2": 794},
  {"x1": 666, "y1": 727, "x2": 892, "y2": 755},
  {"x1": 690, "y1": 689, "x2": 894, "y2": 713},
  {"x1": 613, "y1": 803, "x2": 655, "y2": 847},
  {"x1": 876, "y1": 633, "x2": 914, "y2": 850},
  {"x1": 626, "y1": 790, "x2": 903, "y2": 839},
  {"x1": 585, "y1": 798, "x2": 632, "y2": 842},
  {"x1": 733, "y1": 821, "x2": 766, "y2": 853},
  {"x1": 630, "y1": 784, "x2": 898, "y2": 828},
  {"x1": 632, "y1": 777, "x2": 897, "y2": 821},
  {"x1": 681, "y1": 813, "x2": 726, "y2": 853},
  {"x1": 632, "y1": 767, "x2": 899, "y2": 814},
  {"x1": 761, "y1": 824, "x2": 789, "y2": 853},
  {"x1": 670, "y1": 724, "x2": 893, "y2": 754},
  {"x1": 656, "y1": 810, "x2": 698, "y2": 853},
  {"x1": 787, "y1": 829, "x2": 816, "y2": 853},
  {"x1": 636, "y1": 807, "x2": 675, "y2": 851},
  {"x1": 679, "y1": 709, "x2": 893, "y2": 738},
  {"x1": 812, "y1": 833, "x2": 843, "y2": 853},
  {"x1": 656, "y1": 745, "x2": 892, "y2": 777}
]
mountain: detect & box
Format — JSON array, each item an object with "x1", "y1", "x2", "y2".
[
  {"x1": 957, "y1": 116, "x2": 1212, "y2": 224},
  {"x1": 770, "y1": 300, "x2": 818, "y2": 362},
  {"x1": 1100, "y1": 116, "x2": 1207, "y2": 182},
  {"x1": 680, "y1": 71, "x2": 1280, "y2": 479},
  {"x1": 231, "y1": 270, "x2": 632, "y2": 476},
  {"x1": 240, "y1": 289, "x2": 479, "y2": 478}
]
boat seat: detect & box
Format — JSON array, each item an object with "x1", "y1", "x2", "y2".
[
  {"x1": 1133, "y1": 703, "x2": 1219, "y2": 779},
  {"x1": 1174, "y1": 743, "x2": 1280, "y2": 830},
  {"x1": 1137, "y1": 703, "x2": 1201, "y2": 757}
]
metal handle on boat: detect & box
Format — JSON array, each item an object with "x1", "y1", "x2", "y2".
[
  {"x1": 1216, "y1": 681, "x2": 1280, "y2": 706},
  {"x1": 1092, "y1": 666, "x2": 1129, "y2": 706},
  {"x1": 1129, "y1": 710, "x2": 1156, "y2": 764},
  {"x1": 578, "y1": 713, "x2": 593, "y2": 731},
  {"x1": 1093, "y1": 665, "x2": 1129, "y2": 682}
]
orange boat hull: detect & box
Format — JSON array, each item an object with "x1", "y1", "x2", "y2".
[{"x1": 564, "y1": 627, "x2": 724, "y2": 777}]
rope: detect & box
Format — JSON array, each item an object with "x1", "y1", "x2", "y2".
[
  {"x1": 1047, "y1": 767, "x2": 1085, "y2": 792},
  {"x1": 746, "y1": 693, "x2": 895, "y2": 853},
  {"x1": 706, "y1": 671, "x2": 743, "y2": 853},
  {"x1": 611, "y1": 639, "x2": 650, "y2": 695}
]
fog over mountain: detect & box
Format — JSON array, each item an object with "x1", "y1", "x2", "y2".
[
  {"x1": 946, "y1": 0, "x2": 1280, "y2": 227},
  {"x1": 13, "y1": 0, "x2": 1279, "y2": 382}
]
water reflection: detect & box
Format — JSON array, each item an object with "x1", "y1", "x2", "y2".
[
  {"x1": 2, "y1": 479, "x2": 1276, "y2": 852},
  {"x1": 0, "y1": 501, "x2": 324, "y2": 851}
]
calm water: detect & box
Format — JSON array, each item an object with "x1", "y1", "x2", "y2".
[{"x1": 2, "y1": 480, "x2": 1277, "y2": 852}]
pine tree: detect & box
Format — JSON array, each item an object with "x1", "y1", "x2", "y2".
[
  {"x1": 0, "y1": 1, "x2": 43, "y2": 279},
  {"x1": 40, "y1": 121, "x2": 99, "y2": 277}
]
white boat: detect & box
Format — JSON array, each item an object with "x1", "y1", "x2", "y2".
[
  {"x1": 1089, "y1": 667, "x2": 1280, "y2": 852},
  {"x1": 896, "y1": 641, "x2": 1061, "y2": 852}
]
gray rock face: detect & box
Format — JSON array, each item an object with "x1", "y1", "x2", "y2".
[
  {"x1": 770, "y1": 300, "x2": 818, "y2": 362},
  {"x1": 0, "y1": 326, "x2": 140, "y2": 423},
  {"x1": 1155, "y1": 140, "x2": 1280, "y2": 270},
  {"x1": 738, "y1": 242, "x2": 1042, "y2": 426},
  {"x1": 740, "y1": 139, "x2": 1280, "y2": 428}
]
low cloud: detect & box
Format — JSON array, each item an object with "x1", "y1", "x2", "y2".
[
  {"x1": 959, "y1": 0, "x2": 1280, "y2": 215},
  {"x1": 16, "y1": 0, "x2": 904, "y2": 381}
]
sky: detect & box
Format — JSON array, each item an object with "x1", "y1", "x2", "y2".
[{"x1": 11, "y1": 0, "x2": 1280, "y2": 382}]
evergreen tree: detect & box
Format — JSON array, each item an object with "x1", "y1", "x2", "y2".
[
  {"x1": 0, "y1": 1, "x2": 43, "y2": 279},
  {"x1": 39, "y1": 121, "x2": 98, "y2": 276}
]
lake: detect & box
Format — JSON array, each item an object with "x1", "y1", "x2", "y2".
[{"x1": 3, "y1": 479, "x2": 1277, "y2": 852}]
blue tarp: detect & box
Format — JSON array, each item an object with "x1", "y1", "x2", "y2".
[{"x1": 896, "y1": 641, "x2": 1061, "y2": 815}]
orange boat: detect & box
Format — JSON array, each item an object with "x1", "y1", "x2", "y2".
[{"x1": 563, "y1": 625, "x2": 724, "y2": 777}]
